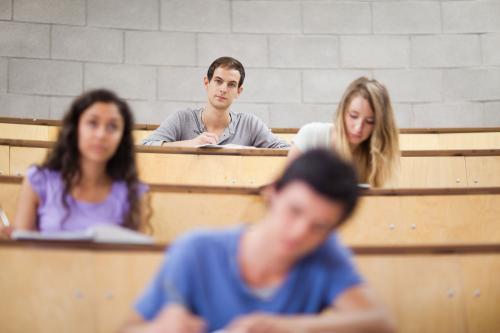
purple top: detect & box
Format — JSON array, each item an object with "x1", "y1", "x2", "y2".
[{"x1": 26, "y1": 166, "x2": 148, "y2": 232}]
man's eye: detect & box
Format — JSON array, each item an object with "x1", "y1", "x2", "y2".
[{"x1": 228, "y1": 83, "x2": 237, "y2": 88}]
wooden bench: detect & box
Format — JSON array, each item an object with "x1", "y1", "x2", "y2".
[
  {"x1": 1, "y1": 117, "x2": 499, "y2": 150},
  {"x1": 1, "y1": 139, "x2": 499, "y2": 188},
  {"x1": 1, "y1": 176, "x2": 499, "y2": 245},
  {"x1": 0, "y1": 240, "x2": 498, "y2": 333}
]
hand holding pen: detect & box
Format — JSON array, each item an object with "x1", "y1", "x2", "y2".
[{"x1": 192, "y1": 130, "x2": 219, "y2": 146}]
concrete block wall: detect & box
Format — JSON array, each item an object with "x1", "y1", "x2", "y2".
[{"x1": 0, "y1": 0, "x2": 499, "y2": 127}]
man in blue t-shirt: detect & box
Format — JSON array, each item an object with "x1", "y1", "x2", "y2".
[{"x1": 121, "y1": 150, "x2": 395, "y2": 333}]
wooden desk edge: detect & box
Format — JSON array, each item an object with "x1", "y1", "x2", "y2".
[{"x1": 1, "y1": 239, "x2": 499, "y2": 255}]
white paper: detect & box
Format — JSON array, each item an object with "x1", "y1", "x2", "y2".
[{"x1": 11, "y1": 225, "x2": 153, "y2": 245}]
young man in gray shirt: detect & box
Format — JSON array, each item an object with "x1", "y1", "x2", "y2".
[{"x1": 141, "y1": 57, "x2": 290, "y2": 149}]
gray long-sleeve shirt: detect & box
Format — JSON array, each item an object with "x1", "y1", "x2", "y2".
[{"x1": 141, "y1": 107, "x2": 290, "y2": 149}]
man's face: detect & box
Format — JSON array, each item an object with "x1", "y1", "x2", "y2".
[
  {"x1": 266, "y1": 181, "x2": 346, "y2": 261},
  {"x1": 204, "y1": 66, "x2": 243, "y2": 110}
]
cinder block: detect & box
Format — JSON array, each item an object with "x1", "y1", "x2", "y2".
[
  {"x1": 413, "y1": 102, "x2": 484, "y2": 127},
  {"x1": 233, "y1": 1, "x2": 301, "y2": 33},
  {"x1": 268, "y1": 103, "x2": 334, "y2": 128},
  {"x1": 197, "y1": 34, "x2": 268, "y2": 68},
  {"x1": 49, "y1": 96, "x2": 73, "y2": 120},
  {"x1": 443, "y1": 69, "x2": 500, "y2": 101},
  {"x1": 302, "y1": 70, "x2": 369, "y2": 103},
  {"x1": 0, "y1": 93, "x2": 50, "y2": 118},
  {"x1": 443, "y1": 0, "x2": 500, "y2": 33},
  {"x1": 128, "y1": 100, "x2": 195, "y2": 124},
  {"x1": 161, "y1": 0, "x2": 230, "y2": 32},
  {"x1": 9, "y1": 59, "x2": 82, "y2": 96},
  {"x1": 303, "y1": 2, "x2": 371, "y2": 34},
  {"x1": 373, "y1": 2, "x2": 441, "y2": 34},
  {"x1": 341, "y1": 36, "x2": 409, "y2": 68},
  {"x1": 0, "y1": 58, "x2": 6, "y2": 93},
  {"x1": 233, "y1": 103, "x2": 270, "y2": 125},
  {"x1": 13, "y1": 0, "x2": 85, "y2": 25},
  {"x1": 482, "y1": 33, "x2": 500, "y2": 66},
  {"x1": 0, "y1": 0, "x2": 12, "y2": 19},
  {"x1": 85, "y1": 64, "x2": 156, "y2": 100},
  {"x1": 411, "y1": 35, "x2": 480, "y2": 68},
  {"x1": 483, "y1": 102, "x2": 500, "y2": 126},
  {"x1": 52, "y1": 26, "x2": 123, "y2": 63},
  {"x1": 239, "y1": 69, "x2": 301, "y2": 103},
  {"x1": 373, "y1": 70, "x2": 443, "y2": 103},
  {"x1": 88, "y1": 0, "x2": 159, "y2": 30},
  {"x1": 0, "y1": 21, "x2": 50, "y2": 58},
  {"x1": 391, "y1": 103, "x2": 413, "y2": 128},
  {"x1": 269, "y1": 36, "x2": 339, "y2": 68},
  {"x1": 158, "y1": 67, "x2": 206, "y2": 101},
  {"x1": 125, "y1": 31, "x2": 196, "y2": 66}
]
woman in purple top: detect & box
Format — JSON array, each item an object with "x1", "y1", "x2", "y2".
[{"x1": 14, "y1": 89, "x2": 150, "y2": 232}]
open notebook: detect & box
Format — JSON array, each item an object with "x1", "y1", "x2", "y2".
[
  {"x1": 196, "y1": 143, "x2": 256, "y2": 149},
  {"x1": 11, "y1": 224, "x2": 154, "y2": 245}
]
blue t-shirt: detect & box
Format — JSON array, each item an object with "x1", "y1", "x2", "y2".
[{"x1": 135, "y1": 226, "x2": 362, "y2": 331}]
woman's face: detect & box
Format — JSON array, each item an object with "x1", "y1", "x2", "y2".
[
  {"x1": 77, "y1": 102, "x2": 124, "y2": 164},
  {"x1": 343, "y1": 95, "x2": 375, "y2": 147}
]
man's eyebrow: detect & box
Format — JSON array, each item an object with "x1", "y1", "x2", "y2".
[{"x1": 214, "y1": 76, "x2": 238, "y2": 84}]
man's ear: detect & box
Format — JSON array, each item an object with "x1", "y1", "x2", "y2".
[
  {"x1": 236, "y1": 85, "x2": 243, "y2": 97},
  {"x1": 203, "y1": 76, "x2": 209, "y2": 89}
]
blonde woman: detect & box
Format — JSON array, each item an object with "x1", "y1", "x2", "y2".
[{"x1": 288, "y1": 77, "x2": 400, "y2": 187}]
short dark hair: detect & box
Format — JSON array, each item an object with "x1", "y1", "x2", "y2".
[
  {"x1": 207, "y1": 56, "x2": 245, "y2": 88},
  {"x1": 275, "y1": 149, "x2": 359, "y2": 226}
]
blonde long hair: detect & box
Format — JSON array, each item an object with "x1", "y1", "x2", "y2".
[{"x1": 333, "y1": 77, "x2": 400, "y2": 187}]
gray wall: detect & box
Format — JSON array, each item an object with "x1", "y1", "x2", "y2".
[{"x1": 1, "y1": 0, "x2": 499, "y2": 128}]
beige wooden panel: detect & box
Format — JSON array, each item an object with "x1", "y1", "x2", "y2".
[
  {"x1": 438, "y1": 132, "x2": 500, "y2": 150},
  {"x1": 3, "y1": 245, "x2": 485, "y2": 333},
  {"x1": 48, "y1": 126, "x2": 60, "y2": 141},
  {"x1": 356, "y1": 255, "x2": 466, "y2": 333},
  {"x1": 133, "y1": 130, "x2": 151, "y2": 144},
  {"x1": 1, "y1": 178, "x2": 499, "y2": 245},
  {"x1": 0, "y1": 123, "x2": 51, "y2": 140},
  {"x1": 390, "y1": 156, "x2": 467, "y2": 188},
  {"x1": 274, "y1": 133, "x2": 295, "y2": 143},
  {"x1": 460, "y1": 254, "x2": 500, "y2": 333},
  {"x1": 0, "y1": 183, "x2": 21, "y2": 225},
  {"x1": 10, "y1": 146, "x2": 49, "y2": 176},
  {"x1": 93, "y1": 251, "x2": 163, "y2": 333},
  {"x1": 149, "y1": 191, "x2": 266, "y2": 242},
  {"x1": 0, "y1": 145, "x2": 9, "y2": 175},
  {"x1": 0, "y1": 247, "x2": 96, "y2": 333},
  {"x1": 341, "y1": 195, "x2": 500, "y2": 246},
  {"x1": 465, "y1": 156, "x2": 500, "y2": 187},
  {"x1": 399, "y1": 133, "x2": 440, "y2": 151},
  {"x1": 138, "y1": 153, "x2": 286, "y2": 186}
]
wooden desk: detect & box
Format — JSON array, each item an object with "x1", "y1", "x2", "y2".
[{"x1": 0, "y1": 240, "x2": 499, "y2": 333}]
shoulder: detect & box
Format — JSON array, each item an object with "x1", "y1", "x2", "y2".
[
  {"x1": 26, "y1": 166, "x2": 59, "y2": 186},
  {"x1": 309, "y1": 234, "x2": 355, "y2": 267},
  {"x1": 233, "y1": 112, "x2": 267, "y2": 127},
  {"x1": 297, "y1": 122, "x2": 332, "y2": 137},
  {"x1": 293, "y1": 122, "x2": 333, "y2": 150},
  {"x1": 170, "y1": 226, "x2": 241, "y2": 256},
  {"x1": 162, "y1": 107, "x2": 200, "y2": 123},
  {"x1": 111, "y1": 180, "x2": 149, "y2": 199}
]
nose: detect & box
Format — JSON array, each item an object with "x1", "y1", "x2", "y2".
[
  {"x1": 353, "y1": 120, "x2": 363, "y2": 133},
  {"x1": 95, "y1": 125, "x2": 107, "y2": 139},
  {"x1": 219, "y1": 83, "x2": 228, "y2": 93}
]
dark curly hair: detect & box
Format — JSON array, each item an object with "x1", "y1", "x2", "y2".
[{"x1": 42, "y1": 89, "x2": 144, "y2": 230}]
